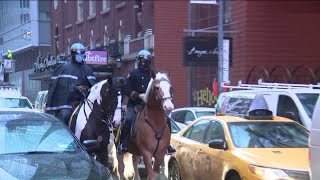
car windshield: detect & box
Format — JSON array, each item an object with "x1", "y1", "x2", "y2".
[
  {"x1": 228, "y1": 122, "x2": 308, "y2": 148},
  {"x1": 0, "y1": 97, "x2": 32, "y2": 109},
  {"x1": 196, "y1": 111, "x2": 215, "y2": 117},
  {"x1": 296, "y1": 93, "x2": 319, "y2": 119},
  {"x1": 0, "y1": 118, "x2": 82, "y2": 155}
]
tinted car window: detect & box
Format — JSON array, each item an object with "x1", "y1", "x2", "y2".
[
  {"x1": 171, "y1": 111, "x2": 187, "y2": 123},
  {"x1": 277, "y1": 95, "x2": 302, "y2": 124},
  {"x1": 204, "y1": 121, "x2": 225, "y2": 143},
  {"x1": 184, "y1": 120, "x2": 211, "y2": 143},
  {"x1": 297, "y1": 93, "x2": 319, "y2": 119},
  {"x1": 185, "y1": 111, "x2": 195, "y2": 122}
]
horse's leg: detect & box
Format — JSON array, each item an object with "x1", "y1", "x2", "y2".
[
  {"x1": 141, "y1": 152, "x2": 156, "y2": 180},
  {"x1": 153, "y1": 153, "x2": 166, "y2": 180},
  {"x1": 132, "y1": 155, "x2": 141, "y2": 180}
]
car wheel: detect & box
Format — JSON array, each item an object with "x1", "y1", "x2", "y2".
[
  {"x1": 169, "y1": 160, "x2": 181, "y2": 180},
  {"x1": 226, "y1": 174, "x2": 241, "y2": 180}
]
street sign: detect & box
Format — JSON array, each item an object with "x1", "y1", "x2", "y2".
[{"x1": 190, "y1": 0, "x2": 217, "y2": 5}]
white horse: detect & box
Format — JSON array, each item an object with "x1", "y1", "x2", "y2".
[{"x1": 69, "y1": 77, "x2": 117, "y2": 167}]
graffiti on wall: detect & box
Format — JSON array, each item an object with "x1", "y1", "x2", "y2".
[{"x1": 193, "y1": 87, "x2": 217, "y2": 107}]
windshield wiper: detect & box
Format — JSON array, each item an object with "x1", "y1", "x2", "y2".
[{"x1": 1, "y1": 151, "x2": 58, "y2": 155}]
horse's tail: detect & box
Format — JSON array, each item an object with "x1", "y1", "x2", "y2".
[{"x1": 111, "y1": 143, "x2": 135, "y2": 179}]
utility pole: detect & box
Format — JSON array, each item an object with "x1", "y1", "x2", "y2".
[{"x1": 217, "y1": 0, "x2": 224, "y2": 94}]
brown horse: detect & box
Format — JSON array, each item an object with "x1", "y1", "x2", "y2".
[{"x1": 113, "y1": 71, "x2": 175, "y2": 180}]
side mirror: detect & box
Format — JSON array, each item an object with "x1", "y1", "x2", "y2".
[
  {"x1": 83, "y1": 140, "x2": 100, "y2": 154},
  {"x1": 208, "y1": 139, "x2": 227, "y2": 150}
]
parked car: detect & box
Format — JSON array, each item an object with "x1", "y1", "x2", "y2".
[
  {"x1": 34, "y1": 90, "x2": 48, "y2": 112},
  {"x1": 217, "y1": 86, "x2": 320, "y2": 130},
  {"x1": 166, "y1": 95, "x2": 310, "y2": 180},
  {"x1": 0, "y1": 109, "x2": 113, "y2": 179},
  {"x1": 309, "y1": 97, "x2": 320, "y2": 180},
  {"x1": 0, "y1": 86, "x2": 33, "y2": 109},
  {"x1": 168, "y1": 107, "x2": 216, "y2": 129}
]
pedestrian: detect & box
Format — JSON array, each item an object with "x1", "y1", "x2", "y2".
[
  {"x1": 46, "y1": 43, "x2": 97, "y2": 126},
  {"x1": 117, "y1": 49, "x2": 176, "y2": 155}
]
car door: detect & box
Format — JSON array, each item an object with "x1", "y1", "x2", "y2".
[
  {"x1": 200, "y1": 120, "x2": 226, "y2": 180},
  {"x1": 176, "y1": 120, "x2": 211, "y2": 180}
]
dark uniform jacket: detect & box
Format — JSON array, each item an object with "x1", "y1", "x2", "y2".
[
  {"x1": 124, "y1": 67, "x2": 150, "y2": 106},
  {"x1": 46, "y1": 60, "x2": 96, "y2": 111}
]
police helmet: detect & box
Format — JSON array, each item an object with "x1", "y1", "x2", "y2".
[
  {"x1": 137, "y1": 50, "x2": 152, "y2": 69},
  {"x1": 70, "y1": 43, "x2": 86, "y2": 63}
]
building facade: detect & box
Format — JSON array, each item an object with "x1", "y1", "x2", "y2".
[
  {"x1": 0, "y1": 0, "x2": 51, "y2": 102},
  {"x1": 40, "y1": 0, "x2": 190, "y2": 108}
]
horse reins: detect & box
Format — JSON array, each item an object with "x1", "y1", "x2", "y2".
[{"x1": 143, "y1": 109, "x2": 167, "y2": 157}]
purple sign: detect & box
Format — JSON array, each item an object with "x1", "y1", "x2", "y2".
[{"x1": 85, "y1": 51, "x2": 108, "y2": 65}]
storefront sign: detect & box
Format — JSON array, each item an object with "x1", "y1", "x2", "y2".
[
  {"x1": 85, "y1": 51, "x2": 108, "y2": 65},
  {"x1": 183, "y1": 36, "x2": 231, "y2": 66},
  {"x1": 190, "y1": 0, "x2": 217, "y2": 4}
]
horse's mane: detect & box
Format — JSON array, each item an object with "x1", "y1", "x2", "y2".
[
  {"x1": 88, "y1": 79, "x2": 109, "y2": 105},
  {"x1": 144, "y1": 72, "x2": 169, "y2": 102}
]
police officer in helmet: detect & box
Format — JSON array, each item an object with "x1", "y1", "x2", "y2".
[
  {"x1": 46, "y1": 43, "x2": 96, "y2": 125},
  {"x1": 117, "y1": 49, "x2": 176, "y2": 155}
]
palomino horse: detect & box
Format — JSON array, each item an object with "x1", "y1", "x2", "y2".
[
  {"x1": 69, "y1": 77, "x2": 117, "y2": 166},
  {"x1": 113, "y1": 71, "x2": 175, "y2": 180}
]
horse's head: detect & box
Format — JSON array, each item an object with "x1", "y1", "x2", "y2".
[
  {"x1": 145, "y1": 71, "x2": 175, "y2": 112},
  {"x1": 99, "y1": 76, "x2": 118, "y2": 117}
]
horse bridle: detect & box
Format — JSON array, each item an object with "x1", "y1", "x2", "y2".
[{"x1": 152, "y1": 78, "x2": 173, "y2": 104}]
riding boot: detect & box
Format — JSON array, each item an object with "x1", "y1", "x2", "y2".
[
  {"x1": 117, "y1": 125, "x2": 129, "y2": 155},
  {"x1": 166, "y1": 116, "x2": 176, "y2": 154}
]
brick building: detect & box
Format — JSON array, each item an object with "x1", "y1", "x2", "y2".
[
  {"x1": 29, "y1": 1, "x2": 320, "y2": 108},
  {"x1": 32, "y1": 0, "x2": 190, "y2": 108},
  {"x1": 186, "y1": 1, "x2": 320, "y2": 107}
]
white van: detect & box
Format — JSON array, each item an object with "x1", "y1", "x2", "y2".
[
  {"x1": 309, "y1": 98, "x2": 320, "y2": 179},
  {"x1": 216, "y1": 84, "x2": 320, "y2": 130}
]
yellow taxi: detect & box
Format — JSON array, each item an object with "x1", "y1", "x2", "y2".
[{"x1": 166, "y1": 95, "x2": 310, "y2": 180}]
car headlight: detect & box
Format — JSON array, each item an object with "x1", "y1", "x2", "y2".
[{"x1": 249, "y1": 165, "x2": 289, "y2": 180}]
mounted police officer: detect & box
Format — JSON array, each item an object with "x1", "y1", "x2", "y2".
[
  {"x1": 46, "y1": 43, "x2": 96, "y2": 125},
  {"x1": 117, "y1": 49, "x2": 176, "y2": 155}
]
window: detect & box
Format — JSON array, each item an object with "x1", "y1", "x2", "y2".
[
  {"x1": 20, "y1": 0, "x2": 30, "y2": 8},
  {"x1": 90, "y1": 36, "x2": 95, "y2": 49},
  {"x1": 277, "y1": 95, "x2": 302, "y2": 124},
  {"x1": 296, "y1": 93, "x2": 319, "y2": 119},
  {"x1": 77, "y1": 0, "x2": 84, "y2": 21},
  {"x1": 102, "y1": 0, "x2": 110, "y2": 10},
  {"x1": 185, "y1": 111, "x2": 195, "y2": 123},
  {"x1": 89, "y1": 0, "x2": 96, "y2": 16},
  {"x1": 184, "y1": 120, "x2": 211, "y2": 143},
  {"x1": 171, "y1": 111, "x2": 187, "y2": 123},
  {"x1": 204, "y1": 121, "x2": 225, "y2": 144}
]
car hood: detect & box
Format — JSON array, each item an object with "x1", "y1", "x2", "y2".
[
  {"x1": 233, "y1": 148, "x2": 309, "y2": 171},
  {"x1": 0, "y1": 152, "x2": 109, "y2": 179}
]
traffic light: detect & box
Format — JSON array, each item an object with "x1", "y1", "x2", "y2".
[{"x1": 7, "y1": 50, "x2": 12, "y2": 59}]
